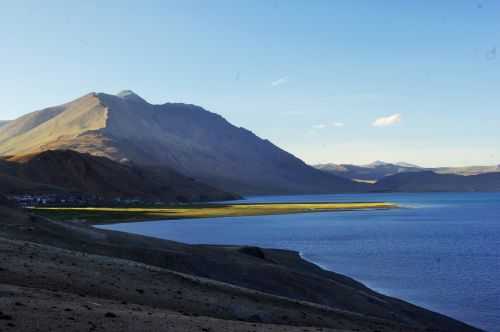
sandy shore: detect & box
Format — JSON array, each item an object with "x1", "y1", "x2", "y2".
[{"x1": 0, "y1": 202, "x2": 483, "y2": 332}]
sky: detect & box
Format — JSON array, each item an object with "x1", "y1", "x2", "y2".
[{"x1": 1, "y1": 0, "x2": 500, "y2": 167}]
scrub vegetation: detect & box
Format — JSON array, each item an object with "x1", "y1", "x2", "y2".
[{"x1": 32, "y1": 202, "x2": 396, "y2": 224}]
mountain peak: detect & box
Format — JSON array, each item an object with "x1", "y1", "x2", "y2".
[
  {"x1": 395, "y1": 162, "x2": 421, "y2": 168},
  {"x1": 116, "y1": 90, "x2": 147, "y2": 103},
  {"x1": 366, "y1": 160, "x2": 390, "y2": 167}
]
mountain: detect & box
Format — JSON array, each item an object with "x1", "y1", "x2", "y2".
[
  {"x1": 434, "y1": 165, "x2": 500, "y2": 176},
  {"x1": 0, "y1": 91, "x2": 366, "y2": 195},
  {"x1": 0, "y1": 150, "x2": 237, "y2": 202},
  {"x1": 315, "y1": 161, "x2": 424, "y2": 182},
  {"x1": 374, "y1": 171, "x2": 500, "y2": 192},
  {"x1": 315, "y1": 161, "x2": 500, "y2": 182},
  {"x1": 365, "y1": 160, "x2": 393, "y2": 168},
  {"x1": 395, "y1": 162, "x2": 421, "y2": 168},
  {"x1": 0, "y1": 120, "x2": 10, "y2": 128}
]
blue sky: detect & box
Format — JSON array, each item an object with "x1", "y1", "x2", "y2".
[{"x1": 2, "y1": 0, "x2": 500, "y2": 167}]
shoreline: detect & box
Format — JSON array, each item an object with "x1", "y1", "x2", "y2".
[
  {"x1": 30, "y1": 201, "x2": 397, "y2": 225},
  {"x1": 90, "y1": 206, "x2": 395, "y2": 226},
  {"x1": 94, "y1": 205, "x2": 489, "y2": 331},
  {"x1": 0, "y1": 201, "x2": 483, "y2": 332}
]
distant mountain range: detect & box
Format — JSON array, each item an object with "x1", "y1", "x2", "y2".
[
  {"x1": 314, "y1": 161, "x2": 500, "y2": 192},
  {"x1": 315, "y1": 161, "x2": 500, "y2": 182},
  {"x1": 0, "y1": 91, "x2": 365, "y2": 195},
  {"x1": 0, "y1": 150, "x2": 237, "y2": 203},
  {"x1": 374, "y1": 171, "x2": 500, "y2": 192},
  {"x1": 315, "y1": 161, "x2": 423, "y2": 183},
  {"x1": 434, "y1": 165, "x2": 500, "y2": 176}
]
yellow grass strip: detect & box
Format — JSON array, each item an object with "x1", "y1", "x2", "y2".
[{"x1": 31, "y1": 202, "x2": 397, "y2": 224}]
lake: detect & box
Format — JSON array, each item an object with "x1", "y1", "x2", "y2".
[{"x1": 98, "y1": 192, "x2": 500, "y2": 332}]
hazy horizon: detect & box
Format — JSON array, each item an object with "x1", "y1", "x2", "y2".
[{"x1": 2, "y1": 1, "x2": 500, "y2": 167}]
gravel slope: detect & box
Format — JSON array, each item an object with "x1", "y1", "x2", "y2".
[{"x1": 0, "y1": 203, "x2": 482, "y2": 332}]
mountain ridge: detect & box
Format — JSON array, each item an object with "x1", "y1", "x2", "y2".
[
  {"x1": 0, "y1": 149, "x2": 238, "y2": 202},
  {"x1": 315, "y1": 161, "x2": 423, "y2": 182},
  {"x1": 373, "y1": 170, "x2": 500, "y2": 192},
  {"x1": 0, "y1": 91, "x2": 367, "y2": 195},
  {"x1": 315, "y1": 161, "x2": 500, "y2": 182}
]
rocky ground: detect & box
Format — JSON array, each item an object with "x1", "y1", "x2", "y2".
[{"x1": 0, "y1": 201, "x2": 482, "y2": 331}]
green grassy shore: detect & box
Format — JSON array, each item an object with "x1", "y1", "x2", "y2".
[{"x1": 31, "y1": 202, "x2": 397, "y2": 225}]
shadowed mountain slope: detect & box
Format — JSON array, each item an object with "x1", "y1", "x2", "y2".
[
  {"x1": 0, "y1": 91, "x2": 367, "y2": 195},
  {"x1": 0, "y1": 150, "x2": 237, "y2": 202},
  {"x1": 374, "y1": 171, "x2": 500, "y2": 192}
]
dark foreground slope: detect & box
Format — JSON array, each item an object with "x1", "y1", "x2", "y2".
[
  {"x1": 0, "y1": 150, "x2": 237, "y2": 202},
  {"x1": 374, "y1": 171, "x2": 500, "y2": 192},
  {"x1": 0, "y1": 91, "x2": 367, "y2": 195},
  {"x1": 0, "y1": 200, "x2": 481, "y2": 331}
]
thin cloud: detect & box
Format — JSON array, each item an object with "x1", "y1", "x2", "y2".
[
  {"x1": 312, "y1": 122, "x2": 344, "y2": 130},
  {"x1": 372, "y1": 113, "x2": 401, "y2": 127},
  {"x1": 271, "y1": 77, "x2": 289, "y2": 87}
]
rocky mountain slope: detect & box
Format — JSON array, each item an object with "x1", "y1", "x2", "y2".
[
  {"x1": 0, "y1": 150, "x2": 237, "y2": 203},
  {"x1": 0, "y1": 91, "x2": 366, "y2": 195},
  {"x1": 0, "y1": 199, "x2": 481, "y2": 332}
]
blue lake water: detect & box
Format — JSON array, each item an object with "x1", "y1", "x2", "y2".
[{"x1": 98, "y1": 192, "x2": 500, "y2": 332}]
